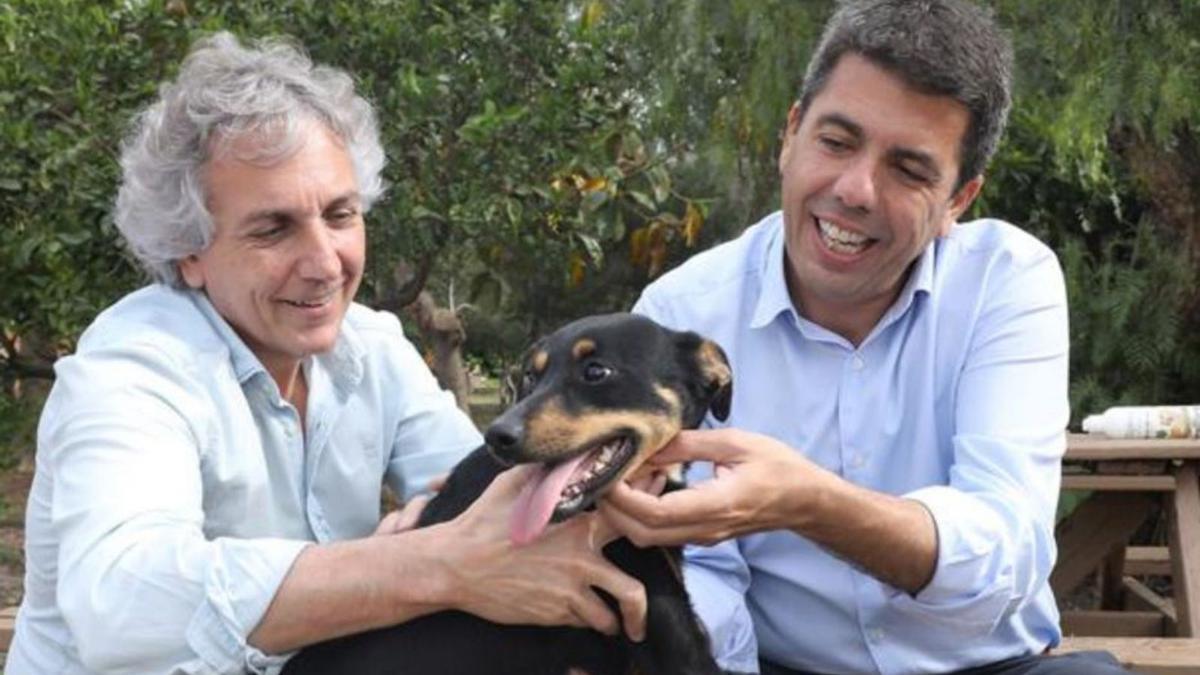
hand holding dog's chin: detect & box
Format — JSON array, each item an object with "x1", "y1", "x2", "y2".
[
  {"x1": 600, "y1": 428, "x2": 822, "y2": 547},
  {"x1": 431, "y1": 465, "x2": 649, "y2": 641}
]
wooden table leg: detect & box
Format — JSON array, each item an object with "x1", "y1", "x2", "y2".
[
  {"x1": 1054, "y1": 492, "x2": 1155, "y2": 598},
  {"x1": 1102, "y1": 545, "x2": 1129, "y2": 609},
  {"x1": 1169, "y1": 462, "x2": 1200, "y2": 636}
]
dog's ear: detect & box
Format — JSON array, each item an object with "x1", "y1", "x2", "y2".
[
  {"x1": 697, "y1": 338, "x2": 733, "y2": 421},
  {"x1": 674, "y1": 330, "x2": 733, "y2": 422},
  {"x1": 506, "y1": 338, "x2": 548, "y2": 403}
]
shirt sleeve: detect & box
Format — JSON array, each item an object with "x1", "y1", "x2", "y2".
[
  {"x1": 46, "y1": 343, "x2": 309, "y2": 674},
  {"x1": 889, "y1": 248, "x2": 1069, "y2": 633},
  {"x1": 682, "y1": 461, "x2": 761, "y2": 672},
  {"x1": 383, "y1": 324, "x2": 483, "y2": 501}
]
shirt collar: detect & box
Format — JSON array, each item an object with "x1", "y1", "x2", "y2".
[
  {"x1": 875, "y1": 236, "x2": 937, "y2": 334},
  {"x1": 748, "y1": 216, "x2": 940, "y2": 333},
  {"x1": 187, "y1": 288, "x2": 365, "y2": 391},
  {"x1": 749, "y1": 220, "x2": 795, "y2": 329}
]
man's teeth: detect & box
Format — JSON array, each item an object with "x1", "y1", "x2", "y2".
[
  {"x1": 285, "y1": 294, "x2": 334, "y2": 308},
  {"x1": 560, "y1": 439, "x2": 624, "y2": 501},
  {"x1": 817, "y1": 218, "x2": 869, "y2": 254}
]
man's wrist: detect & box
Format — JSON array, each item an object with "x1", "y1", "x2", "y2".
[{"x1": 382, "y1": 523, "x2": 459, "y2": 616}]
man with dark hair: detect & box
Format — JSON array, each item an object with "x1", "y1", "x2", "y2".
[{"x1": 603, "y1": 2, "x2": 1130, "y2": 673}]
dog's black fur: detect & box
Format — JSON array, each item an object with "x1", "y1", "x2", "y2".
[{"x1": 283, "y1": 313, "x2": 733, "y2": 675}]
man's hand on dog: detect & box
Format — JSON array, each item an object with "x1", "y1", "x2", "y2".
[
  {"x1": 601, "y1": 428, "x2": 822, "y2": 546},
  {"x1": 430, "y1": 464, "x2": 648, "y2": 641}
]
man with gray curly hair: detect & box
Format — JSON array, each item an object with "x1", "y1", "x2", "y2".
[
  {"x1": 602, "y1": 1, "x2": 1129, "y2": 674},
  {"x1": 8, "y1": 32, "x2": 646, "y2": 674}
]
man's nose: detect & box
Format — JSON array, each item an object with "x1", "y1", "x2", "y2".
[
  {"x1": 297, "y1": 224, "x2": 341, "y2": 280},
  {"x1": 831, "y1": 156, "x2": 878, "y2": 212}
]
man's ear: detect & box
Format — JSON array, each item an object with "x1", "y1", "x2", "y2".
[
  {"x1": 177, "y1": 254, "x2": 205, "y2": 289},
  {"x1": 939, "y1": 175, "x2": 984, "y2": 236},
  {"x1": 778, "y1": 101, "x2": 804, "y2": 176}
]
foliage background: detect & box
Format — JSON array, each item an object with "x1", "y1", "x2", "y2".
[{"x1": 1, "y1": 0, "x2": 1198, "y2": 466}]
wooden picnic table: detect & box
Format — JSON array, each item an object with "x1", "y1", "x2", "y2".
[{"x1": 1054, "y1": 433, "x2": 1200, "y2": 639}]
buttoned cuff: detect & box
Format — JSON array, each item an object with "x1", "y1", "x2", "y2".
[
  {"x1": 186, "y1": 538, "x2": 311, "y2": 673},
  {"x1": 684, "y1": 548, "x2": 759, "y2": 673},
  {"x1": 888, "y1": 486, "x2": 1014, "y2": 633}
]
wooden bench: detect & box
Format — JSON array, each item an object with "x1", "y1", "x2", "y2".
[{"x1": 1058, "y1": 636, "x2": 1200, "y2": 674}]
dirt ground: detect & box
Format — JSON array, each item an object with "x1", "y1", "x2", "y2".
[{"x1": 0, "y1": 466, "x2": 30, "y2": 608}]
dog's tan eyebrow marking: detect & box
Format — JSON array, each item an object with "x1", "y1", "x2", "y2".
[
  {"x1": 654, "y1": 385, "x2": 682, "y2": 415},
  {"x1": 532, "y1": 350, "x2": 549, "y2": 374},
  {"x1": 572, "y1": 338, "x2": 596, "y2": 361}
]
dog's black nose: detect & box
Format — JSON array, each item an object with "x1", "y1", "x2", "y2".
[{"x1": 485, "y1": 418, "x2": 524, "y2": 457}]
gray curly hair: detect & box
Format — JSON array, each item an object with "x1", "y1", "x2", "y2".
[
  {"x1": 799, "y1": 0, "x2": 1013, "y2": 193},
  {"x1": 114, "y1": 31, "x2": 386, "y2": 285}
]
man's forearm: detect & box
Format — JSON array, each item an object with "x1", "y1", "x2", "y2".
[
  {"x1": 248, "y1": 524, "x2": 454, "y2": 654},
  {"x1": 792, "y1": 472, "x2": 938, "y2": 594}
]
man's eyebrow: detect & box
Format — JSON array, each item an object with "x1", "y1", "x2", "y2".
[
  {"x1": 815, "y1": 112, "x2": 864, "y2": 139},
  {"x1": 889, "y1": 147, "x2": 943, "y2": 182},
  {"x1": 237, "y1": 191, "x2": 361, "y2": 228},
  {"x1": 238, "y1": 208, "x2": 291, "y2": 228},
  {"x1": 324, "y1": 191, "x2": 362, "y2": 210}
]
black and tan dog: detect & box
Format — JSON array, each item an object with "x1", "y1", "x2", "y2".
[{"x1": 284, "y1": 313, "x2": 733, "y2": 675}]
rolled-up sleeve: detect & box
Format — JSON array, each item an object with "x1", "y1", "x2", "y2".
[
  {"x1": 888, "y1": 250, "x2": 1068, "y2": 633},
  {"x1": 47, "y1": 346, "x2": 308, "y2": 674}
]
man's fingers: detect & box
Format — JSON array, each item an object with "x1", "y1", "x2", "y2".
[
  {"x1": 646, "y1": 429, "x2": 743, "y2": 466},
  {"x1": 606, "y1": 480, "x2": 721, "y2": 527},
  {"x1": 374, "y1": 510, "x2": 405, "y2": 536},
  {"x1": 586, "y1": 565, "x2": 647, "y2": 642},
  {"x1": 569, "y1": 590, "x2": 620, "y2": 637},
  {"x1": 374, "y1": 494, "x2": 431, "y2": 535},
  {"x1": 604, "y1": 480, "x2": 664, "y2": 515},
  {"x1": 394, "y1": 494, "x2": 430, "y2": 532},
  {"x1": 476, "y1": 465, "x2": 537, "y2": 508},
  {"x1": 599, "y1": 499, "x2": 703, "y2": 548}
]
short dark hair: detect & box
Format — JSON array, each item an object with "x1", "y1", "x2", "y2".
[{"x1": 798, "y1": 0, "x2": 1013, "y2": 193}]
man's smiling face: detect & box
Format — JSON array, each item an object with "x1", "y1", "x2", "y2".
[
  {"x1": 179, "y1": 121, "x2": 365, "y2": 383},
  {"x1": 779, "y1": 53, "x2": 982, "y2": 342}
]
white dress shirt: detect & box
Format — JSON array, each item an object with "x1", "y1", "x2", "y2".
[
  {"x1": 8, "y1": 284, "x2": 481, "y2": 674},
  {"x1": 634, "y1": 212, "x2": 1069, "y2": 674}
]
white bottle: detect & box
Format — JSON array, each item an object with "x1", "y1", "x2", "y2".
[{"x1": 1081, "y1": 405, "x2": 1200, "y2": 439}]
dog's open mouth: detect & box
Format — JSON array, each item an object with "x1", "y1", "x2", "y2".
[{"x1": 509, "y1": 435, "x2": 636, "y2": 545}]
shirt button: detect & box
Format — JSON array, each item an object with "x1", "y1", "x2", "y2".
[
  {"x1": 850, "y1": 454, "x2": 866, "y2": 469},
  {"x1": 868, "y1": 627, "x2": 885, "y2": 642},
  {"x1": 851, "y1": 355, "x2": 865, "y2": 370}
]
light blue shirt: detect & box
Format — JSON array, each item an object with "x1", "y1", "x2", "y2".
[
  {"x1": 634, "y1": 211, "x2": 1068, "y2": 675},
  {"x1": 8, "y1": 285, "x2": 481, "y2": 674}
]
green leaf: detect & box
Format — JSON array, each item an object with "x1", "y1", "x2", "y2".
[
  {"x1": 576, "y1": 233, "x2": 603, "y2": 267},
  {"x1": 628, "y1": 190, "x2": 656, "y2": 212}
]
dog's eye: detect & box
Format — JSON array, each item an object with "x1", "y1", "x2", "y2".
[{"x1": 582, "y1": 362, "x2": 613, "y2": 383}]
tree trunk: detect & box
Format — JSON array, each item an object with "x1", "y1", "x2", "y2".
[{"x1": 407, "y1": 290, "x2": 472, "y2": 414}]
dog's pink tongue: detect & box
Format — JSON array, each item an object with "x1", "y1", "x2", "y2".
[{"x1": 510, "y1": 454, "x2": 591, "y2": 545}]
